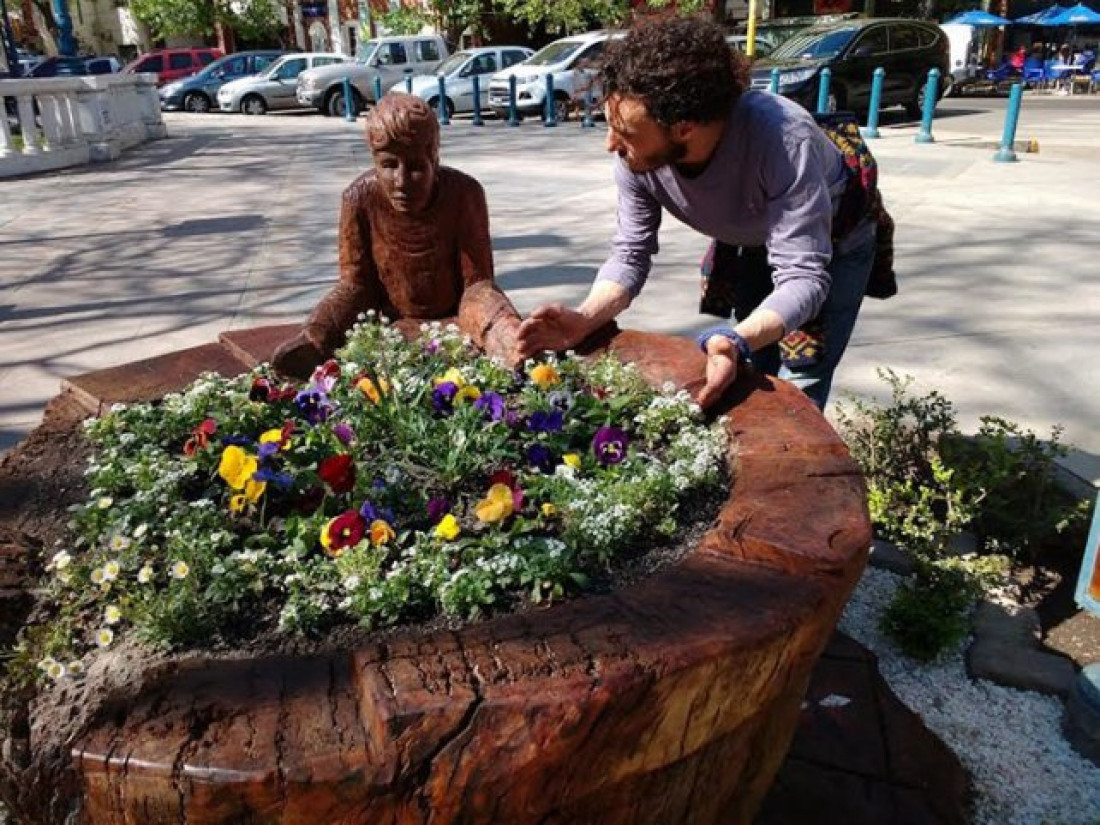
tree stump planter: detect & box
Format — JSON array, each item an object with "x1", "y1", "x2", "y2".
[{"x1": 0, "y1": 324, "x2": 871, "y2": 825}]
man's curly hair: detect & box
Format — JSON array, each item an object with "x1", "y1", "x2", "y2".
[{"x1": 601, "y1": 17, "x2": 751, "y2": 126}]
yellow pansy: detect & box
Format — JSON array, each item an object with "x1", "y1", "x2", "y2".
[
  {"x1": 563, "y1": 453, "x2": 582, "y2": 469},
  {"x1": 259, "y1": 428, "x2": 289, "y2": 450},
  {"x1": 218, "y1": 446, "x2": 259, "y2": 490},
  {"x1": 434, "y1": 514, "x2": 461, "y2": 540},
  {"x1": 229, "y1": 494, "x2": 248, "y2": 514},
  {"x1": 243, "y1": 477, "x2": 267, "y2": 503},
  {"x1": 319, "y1": 517, "x2": 337, "y2": 551},
  {"x1": 434, "y1": 367, "x2": 467, "y2": 388},
  {"x1": 369, "y1": 519, "x2": 396, "y2": 547},
  {"x1": 456, "y1": 385, "x2": 482, "y2": 404},
  {"x1": 540, "y1": 503, "x2": 557, "y2": 518},
  {"x1": 529, "y1": 364, "x2": 561, "y2": 390},
  {"x1": 475, "y1": 483, "x2": 515, "y2": 524},
  {"x1": 357, "y1": 376, "x2": 389, "y2": 404}
]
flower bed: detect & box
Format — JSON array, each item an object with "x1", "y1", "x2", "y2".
[{"x1": 23, "y1": 316, "x2": 727, "y2": 681}]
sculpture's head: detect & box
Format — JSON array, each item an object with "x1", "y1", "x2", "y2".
[{"x1": 365, "y1": 93, "x2": 440, "y2": 214}]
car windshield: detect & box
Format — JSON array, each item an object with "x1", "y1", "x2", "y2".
[
  {"x1": 357, "y1": 40, "x2": 379, "y2": 64},
  {"x1": 525, "y1": 40, "x2": 583, "y2": 67},
  {"x1": 770, "y1": 27, "x2": 858, "y2": 60},
  {"x1": 435, "y1": 51, "x2": 471, "y2": 76}
]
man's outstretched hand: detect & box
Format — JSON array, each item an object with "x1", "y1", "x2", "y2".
[
  {"x1": 694, "y1": 336, "x2": 739, "y2": 410},
  {"x1": 515, "y1": 304, "x2": 592, "y2": 360}
]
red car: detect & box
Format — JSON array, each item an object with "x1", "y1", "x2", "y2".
[{"x1": 123, "y1": 47, "x2": 223, "y2": 85}]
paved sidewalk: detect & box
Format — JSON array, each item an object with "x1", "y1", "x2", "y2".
[{"x1": 1, "y1": 106, "x2": 1098, "y2": 486}]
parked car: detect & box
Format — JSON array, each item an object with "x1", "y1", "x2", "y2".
[
  {"x1": 750, "y1": 18, "x2": 950, "y2": 117},
  {"x1": 407, "y1": 46, "x2": 533, "y2": 118},
  {"x1": 296, "y1": 34, "x2": 449, "y2": 117},
  {"x1": 26, "y1": 55, "x2": 121, "y2": 77},
  {"x1": 726, "y1": 35, "x2": 774, "y2": 58},
  {"x1": 123, "y1": 47, "x2": 223, "y2": 85},
  {"x1": 159, "y1": 50, "x2": 285, "y2": 112},
  {"x1": 751, "y1": 13, "x2": 862, "y2": 52},
  {"x1": 487, "y1": 30, "x2": 623, "y2": 123},
  {"x1": 218, "y1": 52, "x2": 348, "y2": 114}
]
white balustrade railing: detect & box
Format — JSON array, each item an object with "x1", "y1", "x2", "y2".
[{"x1": 0, "y1": 73, "x2": 166, "y2": 178}]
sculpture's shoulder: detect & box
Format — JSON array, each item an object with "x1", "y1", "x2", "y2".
[
  {"x1": 437, "y1": 166, "x2": 486, "y2": 208},
  {"x1": 341, "y1": 169, "x2": 380, "y2": 209}
]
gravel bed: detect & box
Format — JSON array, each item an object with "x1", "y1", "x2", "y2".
[{"x1": 840, "y1": 566, "x2": 1100, "y2": 825}]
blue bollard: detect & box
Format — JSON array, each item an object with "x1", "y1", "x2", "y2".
[
  {"x1": 404, "y1": 75, "x2": 412, "y2": 93},
  {"x1": 769, "y1": 67, "x2": 780, "y2": 94},
  {"x1": 544, "y1": 73, "x2": 558, "y2": 127},
  {"x1": 436, "y1": 76, "x2": 450, "y2": 125},
  {"x1": 373, "y1": 75, "x2": 383, "y2": 105},
  {"x1": 816, "y1": 68, "x2": 832, "y2": 113},
  {"x1": 342, "y1": 76, "x2": 355, "y2": 122},
  {"x1": 471, "y1": 75, "x2": 483, "y2": 127},
  {"x1": 508, "y1": 75, "x2": 520, "y2": 127},
  {"x1": 863, "y1": 67, "x2": 885, "y2": 139},
  {"x1": 582, "y1": 83, "x2": 595, "y2": 128},
  {"x1": 915, "y1": 68, "x2": 940, "y2": 144},
  {"x1": 994, "y1": 82, "x2": 1024, "y2": 162}
]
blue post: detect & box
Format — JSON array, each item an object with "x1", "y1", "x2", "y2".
[
  {"x1": 373, "y1": 75, "x2": 383, "y2": 105},
  {"x1": 769, "y1": 67, "x2": 780, "y2": 94},
  {"x1": 471, "y1": 74, "x2": 483, "y2": 127},
  {"x1": 404, "y1": 75, "x2": 412, "y2": 93},
  {"x1": 436, "y1": 76, "x2": 450, "y2": 125},
  {"x1": 994, "y1": 82, "x2": 1024, "y2": 162},
  {"x1": 582, "y1": 83, "x2": 594, "y2": 128},
  {"x1": 51, "y1": 0, "x2": 76, "y2": 56},
  {"x1": 863, "y1": 67, "x2": 885, "y2": 139},
  {"x1": 508, "y1": 75, "x2": 520, "y2": 127},
  {"x1": 816, "y1": 68, "x2": 832, "y2": 113},
  {"x1": 544, "y1": 73, "x2": 558, "y2": 127},
  {"x1": 342, "y1": 76, "x2": 355, "y2": 122},
  {"x1": 915, "y1": 68, "x2": 940, "y2": 144}
]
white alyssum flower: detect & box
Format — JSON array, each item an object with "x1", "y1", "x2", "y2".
[
  {"x1": 137, "y1": 564, "x2": 154, "y2": 584},
  {"x1": 104, "y1": 605, "x2": 122, "y2": 625},
  {"x1": 47, "y1": 551, "x2": 72, "y2": 572},
  {"x1": 95, "y1": 627, "x2": 114, "y2": 648},
  {"x1": 170, "y1": 560, "x2": 190, "y2": 580},
  {"x1": 102, "y1": 560, "x2": 121, "y2": 581}
]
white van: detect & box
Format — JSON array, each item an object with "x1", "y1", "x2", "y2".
[
  {"x1": 940, "y1": 22, "x2": 979, "y2": 94},
  {"x1": 487, "y1": 30, "x2": 624, "y2": 122}
]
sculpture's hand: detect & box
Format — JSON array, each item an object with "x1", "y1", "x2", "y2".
[
  {"x1": 272, "y1": 332, "x2": 324, "y2": 382},
  {"x1": 516, "y1": 304, "x2": 591, "y2": 360},
  {"x1": 694, "y1": 336, "x2": 739, "y2": 411}
]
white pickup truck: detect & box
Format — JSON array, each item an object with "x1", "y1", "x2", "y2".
[{"x1": 296, "y1": 34, "x2": 449, "y2": 117}]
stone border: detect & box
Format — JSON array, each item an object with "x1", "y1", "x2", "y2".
[{"x1": 48, "y1": 324, "x2": 871, "y2": 825}]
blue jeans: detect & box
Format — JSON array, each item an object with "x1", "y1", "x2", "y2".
[{"x1": 747, "y1": 233, "x2": 877, "y2": 410}]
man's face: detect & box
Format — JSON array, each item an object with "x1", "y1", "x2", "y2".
[
  {"x1": 604, "y1": 94, "x2": 687, "y2": 173},
  {"x1": 372, "y1": 146, "x2": 437, "y2": 214}
]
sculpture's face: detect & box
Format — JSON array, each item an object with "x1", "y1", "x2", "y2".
[{"x1": 373, "y1": 147, "x2": 437, "y2": 214}]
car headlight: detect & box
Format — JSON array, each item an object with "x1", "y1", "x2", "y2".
[
  {"x1": 299, "y1": 76, "x2": 318, "y2": 90},
  {"x1": 161, "y1": 83, "x2": 180, "y2": 96},
  {"x1": 778, "y1": 68, "x2": 818, "y2": 88},
  {"x1": 516, "y1": 73, "x2": 541, "y2": 86}
]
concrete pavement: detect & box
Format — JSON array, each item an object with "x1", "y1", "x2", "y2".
[{"x1": 1, "y1": 100, "x2": 1098, "y2": 486}]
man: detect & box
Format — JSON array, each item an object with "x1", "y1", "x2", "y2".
[
  {"x1": 273, "y1": 93, "x2": 521, "y2": 378},
  {"x1": 515, "y1": 17, "x2": 877, "y2": 410}
]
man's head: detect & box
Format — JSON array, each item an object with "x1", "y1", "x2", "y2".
[
  {"x1": 600, "y1": 18, "x2": 750, "y2": 173},
  {"x1": 365, "y1": 93, "x2": 440, "y2": 213}
]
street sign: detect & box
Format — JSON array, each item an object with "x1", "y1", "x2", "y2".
[{"x1": 1075, "y1": 492, "x2": 1100, "y2": 619}]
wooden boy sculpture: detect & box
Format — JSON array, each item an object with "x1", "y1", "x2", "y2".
[{"x1": 272, "y1": 93, "x2": 521, "y2": 378}]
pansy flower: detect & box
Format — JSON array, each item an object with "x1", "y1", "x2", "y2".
[
  {"x1": 253, "y1": 467, "x2": 293, "y2": 489},
  {"x1": 592, "y1": 426, "x2": 630, "y2": 466},
  {"x1": 529, "y1": 364, "x2": 561, "y2": 390},
  {"x1": 320, "y1": 510, "x2": 366, "y2": 557},
  {"x1": 332, "y1": 422, "x2": 355, "y2": 445},
  {"x1": 318, "y1": 454, "x2": 356, "y2": 494},
  {"x1": 488, "y1": 469, "x2": 525, "y2": 511},
  {"x1": 473, "y1": 391, "x2": 505, "y2": 422},
  {"x1": 183, "y1": 418, "x2": 217, "y2": 456},
  {"x1": 475, "y1": 483, "x2": 516, "y2": 524},
  {"x1": 527, "y1": 409, "x2": 564, "y2": 434},
  {"x1": 526, "y1": 444, "x2": 557, "y2": 474},
  {"x1": 369, "y1": 519, "x2": 396, "y2": 547},
  {"x1": 250, "y1": 377, "x2": 296, "y2": 403},
  {"x1": 456, "y1": 385, "x2": 482, "y2": 404},
  {"x1": 426, "y1": 496, "x2": 450, "y2": 525},
  {"x1": 434, "y1": 368, "x2": 467, "y2": 388},
  {"x1": 356, "y1": 374, "x2": 390, "y2": 404},
  {"x1": 432, "y1": 381, "x2": 459, "y2": 414},
  {"x1": 295, "y1": 389, "x2": 333, "y2": 425},
  {"x1": 548, "y1": 390, "x2": 574, "y2": 411},
  {"x1": 434, "y1": 514, "x2": 461, "y2": 540},
  {"x1": 219, "y1": 446, "x2": 259, "y2": 490},
  {"x1": 310, "y1": 359, "x2": 341, "y2": 393}
]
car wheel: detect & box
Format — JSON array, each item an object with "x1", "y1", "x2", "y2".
[
  {"x1": 182, "y1": 92, "x2": 211, "y2": 113},
  {"x1": 326, "y1": 88, "x2": 363, "y2": 118},
  {"x1": 905, "y1": 76, "x2": 940, "y2": 119},
  {"x1": 241, "y1": 94, "x2": 268, "y2": 116},
  {"x1": 428, "y1": 96, "x2": 455, "y2": 120}
]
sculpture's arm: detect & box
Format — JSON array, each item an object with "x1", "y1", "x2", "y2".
[{"x1": 455, "y1": 182, "x2": 521, "y2": 364}]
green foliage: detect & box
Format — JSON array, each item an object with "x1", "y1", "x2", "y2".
[
  {"x1": 494, "y1": 0, "x2": 628, "y2": 35},
  {"x1": 377, "y1": 6, "x2": 434, "y2": 36},
  {"x1": 18, "y1": 317, "x2": 728, "y2": 687},
  {"x1": 836, "y1": 369, "x2": 1086, "y2": 659},
  {"x1": 128, "y1": 0, "x2": 282, "y2": 41}
]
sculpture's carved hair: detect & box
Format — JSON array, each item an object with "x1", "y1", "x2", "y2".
[{"x1": 365, "y1": 93, "x2": 440, "y2": 162}]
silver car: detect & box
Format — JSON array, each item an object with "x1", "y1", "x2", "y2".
[
  {"x1": 218, "y1": 52, "x2": 348, "y2": 114},
  {"x1": 407, "y1": 46, "x2": 533, "y2": 118}
]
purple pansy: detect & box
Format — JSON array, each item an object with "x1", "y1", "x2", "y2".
[
  {"x1": 333, "y1": 422, "x2": 355, "y2": 445},
  {"x1": 528, "y1": 409, "x2": 564, "y2": 433},
  {"x1": 258, "y1": 441, "x2": 281, "y2": 459},
  {"x1": 220, "y1": 434, "x2": 253, "y2": 447},
  {"x1": 592, "y1": 426, "x2": 630, "y2": 466},
  {"x1": 432, "y1": 381, "x2": 459, "y2": 414},
  {"x1": 359, "y1": 500, "x2": 379, "y2": 523},
  {"x1": 295, "y1": 389, "x2": 333, "y2": 425},
  {"x1": 254, "y1": 467, "x2": 294, "y2": 489},
  {"x1": 426, "y1": 496, "x2": 451, "y2": 525},
  {"x1": 473, "y1": 391, "x2": 506, "y2": 422},
  {"x1": 547, "y1": 390, "x2": 574, "y2": 411},
  {"x1": 526, "y1": 444, "x2": 557, "y2": 474}
]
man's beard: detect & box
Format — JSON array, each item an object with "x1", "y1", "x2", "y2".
[{"x1": 620, "y1": 136, "x2": 687, "y2": 173}]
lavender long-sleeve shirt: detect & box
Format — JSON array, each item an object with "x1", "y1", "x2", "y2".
[{"x1": 596, "y1": 90, "x2": 851, "y2": 333}]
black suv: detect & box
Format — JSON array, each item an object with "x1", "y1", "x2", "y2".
[{"x1": 751, "y1": 18, "x2": 950, "y2": 117}]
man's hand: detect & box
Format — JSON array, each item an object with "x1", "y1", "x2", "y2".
[
  {"x1": 695, "y1": 335, "x2": 739, "y2": 410},
  {"x1": 272, "y1": 332, "x2": 324, "y2": 381},
  {"x1": 515, "y1": 304, "x2": 592, "y2": 360}
]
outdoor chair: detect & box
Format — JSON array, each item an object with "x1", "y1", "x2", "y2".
[{"x1": 1089, "y1": 68, "x2": 1100, "y2": 93}]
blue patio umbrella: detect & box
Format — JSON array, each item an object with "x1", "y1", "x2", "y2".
[
  {"x1": 944, "y1": 9, "x2": 1013, "y2": 25},
  {"x1": 1015, "y1": 4, "x2": 1070, "y2": 23},
  {"x1": 1045, "y1": 2, "x2": 1100, "y2": 24}
]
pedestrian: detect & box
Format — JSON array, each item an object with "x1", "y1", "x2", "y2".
[{"x1": 515, "y1": 16, "x2": 880, "y2": 410}]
